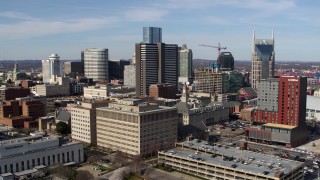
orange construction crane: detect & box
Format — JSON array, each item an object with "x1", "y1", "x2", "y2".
[{"x1": 199, "y1": 43, "x2": 227, "y2": 65}]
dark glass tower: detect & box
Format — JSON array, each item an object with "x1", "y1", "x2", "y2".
[
  {"x1": 218, "y1": 52, "x2": 234, "y2": 70},
  {"x1": 143, "y1": 27, "x2": 162, "y2": 44}
]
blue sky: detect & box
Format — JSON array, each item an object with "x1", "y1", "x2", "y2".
[{"x1": 0, "y1": 0, "x2": 319, "y2": 61}]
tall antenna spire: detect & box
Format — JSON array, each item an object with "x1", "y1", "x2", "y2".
[
  {"x1": 253, "y1": 29, "x2": 255, "y2": 40},
  {"x1": 252, "y1": 29, "x2": 255, "y2": 52},
  {"x1": 272, "y1": 29, "x2": 274, "y2": 40}
]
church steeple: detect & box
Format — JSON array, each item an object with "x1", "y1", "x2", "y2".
[{"x1": 181, "y1": 83, "x2": 189, "y2": 102}]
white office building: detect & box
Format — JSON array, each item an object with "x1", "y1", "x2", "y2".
[
  {"x1": 83, "y1": 48, "x2": 109, "y2": 82},
  {"x1": 42, "y1": 54, "x2": 62, "y2": 83},
  {"x1": 0, "y1": 135, "x2": 83, "y2": 174}
]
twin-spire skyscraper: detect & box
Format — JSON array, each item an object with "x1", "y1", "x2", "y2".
[{"x1": 251, "y1": 30, "x2": 275, "y2": 89}]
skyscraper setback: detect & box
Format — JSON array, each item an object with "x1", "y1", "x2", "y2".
[
  {"x1": 251, "y1": 31, "x2": 275, "y2": 89},
  {"x1": 143, "y1": 27, "x2": 162, "y2": 44}
]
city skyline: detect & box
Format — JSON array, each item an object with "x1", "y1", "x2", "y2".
[{"x1": 0, "y1": 0, "x2": 319, "y2": 61}]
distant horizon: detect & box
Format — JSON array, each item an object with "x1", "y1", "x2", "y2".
[{"x1": 0, "y1": 59, "x2": 320, "y2": 64}]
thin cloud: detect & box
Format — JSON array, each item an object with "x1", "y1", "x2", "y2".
[
  {"x1": 0, "y1": 11, "x2": 39, "y2": 21},
  {"x1": 123, "y1": 8, "x2": 168, "y2": 22},
  {"x1": 204, "y1": 16, "x2": 231, "y2": 25},
  {"x1": 0, "y1": 17, "x2": 118, "y2": 39},
  {"x1": 162, "y1": 0, "x2": 296, "y2": 13}
]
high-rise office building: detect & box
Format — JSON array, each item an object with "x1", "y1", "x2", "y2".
[
  {"x1": 143, "y1": 27, "x2": 162, "y2": 44},
  {"x1": 178, "y1": 44, "x2": 193, "y2": 84},
  {"x1": 96, "y1": 98, "x2": 178, "y2": 156},
  {"x1": 42, "y1": 54, "x2": 62, "y2": 83},
  {"x1": 64, "y1": 62, "x2": 84, "y2": 76},
  {"x1": 219, "y1": 52, "x2": 234, "y2": 70},
  {"x1": 123, "y1": 65, "x2": 136, "y2": 87},
  {"x1": 135, "y1": 43, "x2": 178, "y2": 96},
  {"x1": 108, "y1": 60, "x2": 130, "y2": 80},
  {"x1": 245, "y1": 76, "x2": 307, "y2": 147},
  {"x1": 251, "y1": 30, "x2": 275, "y2": 89},
  {"x1": 83, "y1": 48, "x2": 108, "y2": 82}
]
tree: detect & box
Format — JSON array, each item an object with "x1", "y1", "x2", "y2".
[
  {"x1": 130, "y1": 154, "x2": 142, "y2": 173},
  {"x1": 75, "y1": 170, "x2": 94, "y2": 180},
  {"x1": 87, "y1": 156, "x2": 98, "y2": 164},
  {"x1": 53, "y1": 164, "x2": 77, "y2": 179},
  {"x1": 56, "y1": 121, "x2": 68, "y2": 135},
  {"x1": 113, "y1": 151, "x2": 128, "y2": 167},
  {"x1": 147, "y1": 143, "x2": 159, "y2": 157}
]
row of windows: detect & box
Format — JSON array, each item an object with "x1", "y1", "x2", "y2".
[{"x1": 0, "y1": 150, "x2": 80, "y2": 174}]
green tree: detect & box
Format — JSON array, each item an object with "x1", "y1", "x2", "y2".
[{"x1": 56, "y1": 121, "x2": 68, "y2": 135}]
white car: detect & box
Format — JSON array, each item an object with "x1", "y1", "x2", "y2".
[
  {"x1": 314, "y1": 165, "x2": 319, "y2": 169},
  {"x1": 308, "y1": 169, "x2": 314, "y2": 173},
  {"x1": 313, "y1": 161, "x2": 318, "y2": 165}
]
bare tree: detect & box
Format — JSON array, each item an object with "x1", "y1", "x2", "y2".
[
  {"x1": 113, "y1": 151, "x2": 128, "y2": 167},
  {"x1": 130, "y1": 154, "x2": 142, "y2": 173},
  {"x1": 52, "y1": 164, "x2": 76, "y2": 179},
  {"x1": 87, "y1": 156, "x2": 98, "y2": 164},
  {"x1": 147, "y1": 143, "x2": 159, "y2": 157},
  {"x1": 75, "y1": 170, "x2": 94, "y2": 180}
]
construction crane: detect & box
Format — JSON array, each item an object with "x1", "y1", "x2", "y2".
[{"x1": 199, "y1": 43, "x2": 227, "y2": 65}]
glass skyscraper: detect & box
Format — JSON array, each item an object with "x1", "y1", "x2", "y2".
[
  {"x1": 251, "y1": 30, "x2": 275, "y2": 89},
  {"x1": 83, "y1": 48, "x2": 108, "y2": 82},
  {"x1": 143, "y1": 27, "x2": 162, "y2": 44},
  {"x1": 42, "y1": 54, "x2": 61, "y2": 83}
]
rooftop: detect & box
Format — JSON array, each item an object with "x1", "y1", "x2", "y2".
[
  {"x1": 307, "y1": 95, "x2": 320, "y2": 111},
  {"x1": 263, "y1": 123, "x2": 296, "y2": 130},
  {"x1": 162, "y1": 140, "x2": 303, "y2": 178}
]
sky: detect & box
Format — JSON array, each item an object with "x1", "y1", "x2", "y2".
[{"x1": 0, "y1": 0, "x2": 319, "y2": 61}]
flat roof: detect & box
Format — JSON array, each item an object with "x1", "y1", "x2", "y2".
[
  {"x1": 0, "y1": 172, "x2": 13, "y2": 177},
  {"x1": 263, "y1": 123, "x2": 296, "y2": 129},
  {"x1": 161, "y1": 140, "x2": 303, "y2": 178},
  {"x1": 14, "y1": 169, "x2": 37, "y2": 176}
]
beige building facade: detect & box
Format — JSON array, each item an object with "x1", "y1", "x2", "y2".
[
  {"x1": 96, "y1": 98, "x2": 178, "y2": 156},
  {"x1": 71, "y1": 100, "x2": 111, "y2": 145},
  {"x1": 33, "y1": 76, "x2": 70, "y2": 97},
  {"x1": 194, "y1": 68, "x2": 222, "y2": 93},
  {"x1": 83, "y1": 85, "x2": 110, "y2": 99}
]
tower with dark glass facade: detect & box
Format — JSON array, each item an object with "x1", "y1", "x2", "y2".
[
  {"x1": 143, "y1": 27, "x2": 162, "y2": 44},
  {"x1": 251, "y1": 30, "x2": 275, "y2": 89},
  {"x1": 219, "y1": 52, "x2": 234, "y2": 70}
]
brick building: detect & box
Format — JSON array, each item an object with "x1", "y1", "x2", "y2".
[
  {"x1": 245, "y1": 76, "x2": 307, "y2": 147},
  {"x1": 0, "y1": 99, "x2": 46, "y2": 128},
  {"x1": 149, "y1": 83, "x2": 176, "y2": 99},
  {"x1": 0, "y1": 87, "x2": 30, "y2": 101}
]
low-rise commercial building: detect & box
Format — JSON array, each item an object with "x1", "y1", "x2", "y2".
[
  {"x1": 83, "y1": 85, "x2": 110, "y2": 99},
  {"x1": 33, "y1": 77, "x2": 70, "y2": 97},
  {"x1": 149, "y1": 83, "x2": 176, "y2": 99},
  {"x1": 306, "y1": 95, "x2": 320, "y2": 121},
  {"x1": 158, "y1": 140, "x2": 304, "y2": 180},
  {"x1": 0, "y1": 135, "x2": 83, "y2": 174},
  {"x1": 96, "y1": 98, "x2": 178, "y2": 156},
  {"x1": 0, "y1": 87, "x2": 30, "y2": 101}
]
